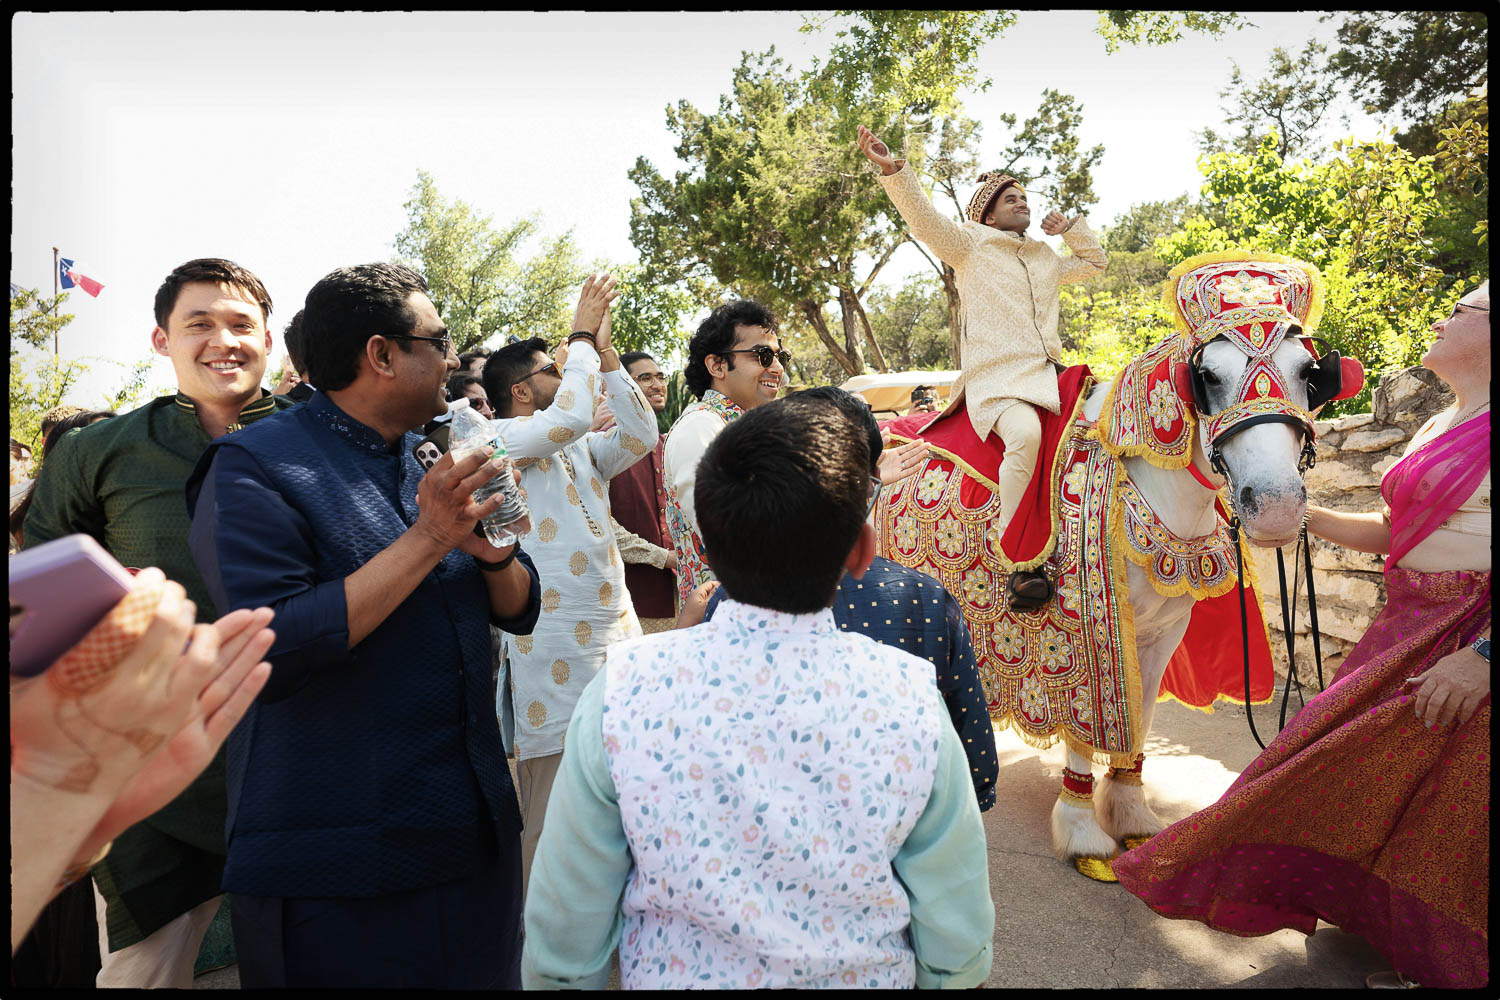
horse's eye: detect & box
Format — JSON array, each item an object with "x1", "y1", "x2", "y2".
[{"x1": 1201, "y1": 370, "x2": 1221, "y2": 385}]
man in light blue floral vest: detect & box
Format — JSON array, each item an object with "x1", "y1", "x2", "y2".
[{"x1": 523, "y1": 396, "x2": 994, "y2": 989}]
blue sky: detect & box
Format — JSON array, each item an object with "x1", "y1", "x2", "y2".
[{"x1": 13, "y1": 11, "x2": 1395, "y2": 402}]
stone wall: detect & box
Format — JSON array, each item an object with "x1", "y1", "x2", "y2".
[{"x1": 1246, "y1": 366, "x2": 1454, "y2": 683}]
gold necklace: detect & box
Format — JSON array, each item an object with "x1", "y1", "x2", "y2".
[{"x1": 1449, "y1": 399, "x2": 1490, "y2": 429}]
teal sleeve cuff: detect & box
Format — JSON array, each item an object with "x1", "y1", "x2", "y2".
[
  {"x1": 896, "y1": 722, "x2": 995, "y2": 989},
  {"x1": 520, "y1": 670, "x2": 633, "y2": 990}
]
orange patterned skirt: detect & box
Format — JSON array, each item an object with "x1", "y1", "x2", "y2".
[{"x1": 1113, "y1": 567, "x2": 1490, "y2": 988}]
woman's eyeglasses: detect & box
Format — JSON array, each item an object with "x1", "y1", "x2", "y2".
[{"x1": 719, "y1": 346, "x2": 793, "y2": 369}]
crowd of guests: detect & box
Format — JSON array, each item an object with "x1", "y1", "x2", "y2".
[{"x1": 8, "y1": 255, "x2": 1489, "y2": 989}]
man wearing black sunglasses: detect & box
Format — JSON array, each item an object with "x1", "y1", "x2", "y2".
[
  {"x1": 479, "y1": 275, "x2": 660, "y2": 902},
  {"x1": 663, "y1": 300, "x2": 787, "y2": 609}
]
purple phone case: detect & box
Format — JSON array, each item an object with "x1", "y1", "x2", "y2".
[{"x1": 8, "y1": 534, "x2": 136, "y2": 677}]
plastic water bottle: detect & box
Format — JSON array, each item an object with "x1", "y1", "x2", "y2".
[{"x1": 447, "y1": 398, "x2": 532, "y2": 548}]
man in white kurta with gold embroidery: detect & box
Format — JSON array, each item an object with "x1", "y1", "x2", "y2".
[
  {"x1": 858, "y1": 125, "x2": 1107, "y2": 605},
  {"x1": 481, "y1": 275, "x2": 659, "y2": 895}
]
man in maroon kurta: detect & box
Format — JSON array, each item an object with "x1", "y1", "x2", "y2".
[{"x1": 609, "y1": 352, "x2": 677, "y2": 630}]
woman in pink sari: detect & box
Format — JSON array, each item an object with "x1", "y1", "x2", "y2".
[{"x1": 1113, "y1": 281, "x2": 1491, "y2": 989}]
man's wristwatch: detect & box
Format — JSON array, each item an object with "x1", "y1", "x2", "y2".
[
  {"x1": 477, "y1": 548, "x2": 519, "y2": 573},
  {"x1": 1470, "y1": 637, "x2": 1491, "y2": 662}
]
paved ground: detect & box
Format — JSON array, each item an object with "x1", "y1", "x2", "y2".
[{"x1": 193, "y1": 699, "x2": 1389, "y2": 989}]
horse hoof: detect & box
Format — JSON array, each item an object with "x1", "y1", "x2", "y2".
[
  {"x1": 1072, "y1": 855, "x2": 1119, "y2": 882},
  {"x1": 1122, "y1": 835, "x2": 1153, "y2": 851}
]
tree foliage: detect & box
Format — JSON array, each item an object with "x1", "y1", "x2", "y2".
[
  {"x1": 1197, "y1": 42, "x2": 1340, "y2": 161},
  {"x1": 393, "y1": 170, "x2": 587, "y2": 352},
  {"x1": 630, "y1": 50, "x2": 910, "y2": 377},
  {"x1": 1323, "y1": 12, "x2": 1488, "y2": 131},
  {"x1": 1094, "y1": 11, "x2": 1250, "y2": 53},
  {"x1": 800, "y1": 11, "x2": 1016, "y2": 121},
  {"x1": 10, "y1": 289, "x2": 88, "y2": 451}
]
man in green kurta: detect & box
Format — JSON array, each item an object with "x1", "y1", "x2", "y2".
[{"x1": 23, "y1": 258, "x2": 295, "y2": 987}]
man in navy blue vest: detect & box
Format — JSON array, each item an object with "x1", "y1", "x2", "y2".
[{"x1": 186, "y1": 263, "x2": 543, "y2": 988}]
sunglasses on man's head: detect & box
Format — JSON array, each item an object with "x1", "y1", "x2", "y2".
[{"x1": 719, "y1": 345, "x2": 792, "y2": 369}]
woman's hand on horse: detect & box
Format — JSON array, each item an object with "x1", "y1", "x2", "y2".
[{"x1": 1405, "y1": 645, "x2": 1490, "y2": 728}]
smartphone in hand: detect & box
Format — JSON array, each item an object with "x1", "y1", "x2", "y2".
[{"x1": 9, "y1": 534, "x2": 136, "y2": 677}]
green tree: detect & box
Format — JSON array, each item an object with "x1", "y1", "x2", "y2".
[
  {"x1": 1101, "y1": 195, "x2": 1197, "y2": 254},
  {"x1": 393, "y1": 170, "x2": 587, "y2": 351},
  {"x1": 630, "y1": 50, "x2": 909, "y2": 378},
  {"x1": 1323, "y1": 11, "x2": 1488, "y2": 154},
  {"x1": 800, "y1": 11, "x2": 1017, "y2": 121},
  {"x1": 1094, "y1": 11, "x2": 1251, "y2": 52},
  {"x1": 10, "y1": 288, "x2": 89, "y2": 451},
  {"x1": 607, "y1": 262, "x2": 696, "y2": 360},
  {"x1": 1196, "y1": 42, "x2": 1340, "y2": 161},
  {"x1": 864, "y1": 274, "x2": 952, "y2": 372}
]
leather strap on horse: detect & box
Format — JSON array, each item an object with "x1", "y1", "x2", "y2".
[
  {"x1": 1230, "y1": 517, "x2": 1268, "y2": 750},
  {"x1": 1237, "y1": 519, "x2": 1328, "y2": 751}
]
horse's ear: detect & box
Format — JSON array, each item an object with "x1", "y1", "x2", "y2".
[
  {"x1": 1335, "y1": 356, "x2": 1365, "y2": 400},
  {"x1": 1172, "y1": 363, "x2": 1198, "y2": 412}
]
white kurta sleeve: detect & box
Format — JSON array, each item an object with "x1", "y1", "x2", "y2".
[
  {"x1": 583, "y1": 367, "x2": 661, "y2": 482},
  {"x1": 494, "y1": 342, "x2": 601, "y2": 462},
  {"x1": 663, "y1": 409, "x2": 723, "y2": 542},
  {"x1": 1056, "y1": 216, "x2": 1108, "y2": 285},
  {"x1": 878, "y1": 162, "x2": 977, "y2": 268}
]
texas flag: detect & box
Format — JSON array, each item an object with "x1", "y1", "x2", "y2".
[{"x1": 59, "y1": 257, "x2": 104, "y2": 298}]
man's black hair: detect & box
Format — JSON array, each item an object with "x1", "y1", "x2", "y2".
[
  {"x1": 619, "y1": 350, "x2": 655, "y2": 372},
  {"x1": 301, "y1": 263, "x2": 429, "y2": 393},
  {"x1": 446, "y1": 372, "x2": 484, "y2": 402},
  {"x1": 283, "y1": 309, "x2": 307, "y2": 376},
  {"x1": 784, "y1": 386, "x2": 881, "y2": 477},
  {"x1": 458, "y1": 346, "x2": 493, "y2": 369},
  {"x1": 481, "y1": 337, "x2": 549, "y2": 417},
  {"x1": 684, "y1": 300, "x2": 777, "y2": 399},
  {"x1": 696, "y1": 397, "x2": 869, "y2": 613}
]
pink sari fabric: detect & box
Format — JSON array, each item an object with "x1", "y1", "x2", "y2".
[
  {"x1": 1113, "y1": 567, "x2": 1491, "y2": 988},
  {"x1": 1381, "y1": 411, "x2": 1491, "y2": 569}
]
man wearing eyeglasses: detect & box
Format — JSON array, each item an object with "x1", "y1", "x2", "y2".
[
  {"x1": 663, "y1": 300, "x2": 788, "y2": 609},
  {"x1": 607, "y1": 351, "x2": 678, "y2": 634},
  {"x1": 479, "y1": 274, "x2": 660, "y2": 901},
  {"x1": 185, "y1": 262, "x2": 543, "y2": 988}
]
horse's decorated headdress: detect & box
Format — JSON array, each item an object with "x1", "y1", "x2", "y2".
[{"x1": 1096, "y1": 250, "x2": 1362, "y2": 471}]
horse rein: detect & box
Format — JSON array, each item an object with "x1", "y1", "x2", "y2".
[{"x1": 1185, "y1": 328, "x2": 1332, "y2": 750}]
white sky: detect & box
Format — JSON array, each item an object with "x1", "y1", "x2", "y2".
[{"x1": 12, "y1": 10, "x2": 1395, "y2": 403}]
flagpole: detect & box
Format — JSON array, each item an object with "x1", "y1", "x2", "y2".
[{"x1": 52, "y1": 246, "x2": 60, "y2": 355}]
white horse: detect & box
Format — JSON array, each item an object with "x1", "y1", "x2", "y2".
[{"x1": 1054, "y1": 335, "x2": 1319, "y2": 865}]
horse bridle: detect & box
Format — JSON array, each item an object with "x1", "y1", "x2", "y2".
[{"x1": 1179, "y1": 327, "x2": 1346, "y2": 748}]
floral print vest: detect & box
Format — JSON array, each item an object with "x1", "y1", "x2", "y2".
[
  {"x1": 663, "y1": 389, "x2": 744, "y2": 606},
  {"x1": 601, "y1": 601, "x2": 945, "y2": 988}
]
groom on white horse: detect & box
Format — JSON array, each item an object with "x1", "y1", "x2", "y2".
[
  {"x1": 858, "y1": 124, "x2": 1108, "y2": 609},
  {"x1": 863, "y1": 135, "x2": 1366, "y2": 878}
]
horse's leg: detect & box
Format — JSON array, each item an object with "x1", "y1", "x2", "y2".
[
  {"x1": 1049, "y1": 745, "x2": 1120, "y2": 864},
  {"x1": 1097, "y1": 577, "x2": 1194, "y2": 844}
]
